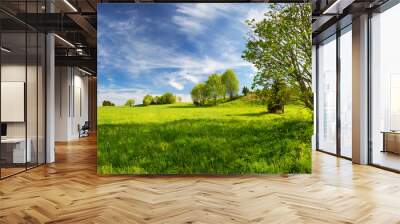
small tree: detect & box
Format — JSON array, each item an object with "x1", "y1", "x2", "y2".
[
  {"x1": 161, "y1": 92, "x2": 176, "y2": 104},
  {"x1": 102, "y1": 100, "x2": 115, "y2": 106},
  {"x1": 221, "y1": 69, "x2": 239, "y2": 99},
  {"x1": 242, "y1": 86, "x2": 250, "y2": 96},
  {"x1": 191, "y1": 83, "x2": 208, "y2": 105},
  {"x1": 191, "y1": 84, "x2": 202, "y2": 105},
  {"x1": 143, "y1": 95, "x2": 153, "y2": 106},
  {"x1": 205, "y1": 74, "x2": 224, "y2": 105},
  {"x1": 124, "y1": 99, "x2": 135, "y2": 107},
  {"x1": 152, "y1": 96, "x2": 161, "y2": 105}
]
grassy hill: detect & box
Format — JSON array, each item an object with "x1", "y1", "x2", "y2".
[{"x1": 97, "y1": 97, "x2": 313, "y2": 174}]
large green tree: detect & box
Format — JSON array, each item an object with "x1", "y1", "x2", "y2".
[
  {"x1": 206, "y1": 74, "x2": 225, "y2": 105},
  {"x1": 221, "y1": 69, "x2": 239, "y2": 99},
  {"x1": 242, "y1": 4, "x2": 312, "y2": 110}
]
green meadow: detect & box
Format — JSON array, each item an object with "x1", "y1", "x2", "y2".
[{"x1": 97, "y1": 97, "x2": 313, "y2": 174}]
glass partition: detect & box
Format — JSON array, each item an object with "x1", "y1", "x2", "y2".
[
  {"x1": 27, "y1": 31, "x2": 38, "y2": 169},
  {"x1": 339, "y1": 26, "x2": 352, "y2": 158},
  {"x1": 317, "y1": 35, "x2": 337, "y2": 154},
  {"x1": 0, "y1": 1, "x2": 46, "y2": 179},
  {"x1": 371, "y1": 4, "x2": 400, "y2": 171},
  {"x1": 38, "y1": 32, "x2": 45, "y2": 165},
  {"x1": 1, "y1": 31, "x2": 28, "y2": 177}
]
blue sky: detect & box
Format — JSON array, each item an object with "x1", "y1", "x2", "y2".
[{"x1": 98, "y1": 3, "x2": 269, "y2": 105}]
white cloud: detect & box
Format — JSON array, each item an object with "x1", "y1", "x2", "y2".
[
  {"x1": 172, "y1": 15, "x2": 204, "y2": 34},
  {"x1": 168, "y1": 79, "x2": 184, "y2": 90},
  {"x1": 181, "y1": 73, "x2": 199, "y2": 84},
  {"x1": 245, "y1": 8, "x2": 268, "y2": 23},
  {"x1": 172, "y1": 4, "x2": 236, "y2": 36}
]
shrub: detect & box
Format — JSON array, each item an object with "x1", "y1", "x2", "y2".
[{"x1": 102, "y1": 100, "x2": 115, "y2": 106}]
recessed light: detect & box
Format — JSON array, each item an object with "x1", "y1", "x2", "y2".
[
  {"x1": 63, "y1": 0, "x2": 78, "y2": 12},
  {"x1": 78, "y1": 67, "x2": 92, "y2": 76},
  {"x1": 1, "y1": 47, "x2": 11, "y2": 53},
  {"x1": 54, "y1": 34, "x2": 75, "y2": 48}
]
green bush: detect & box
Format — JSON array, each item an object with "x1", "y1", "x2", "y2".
[{"x1": 102, "y1": 100, "x2": 115, "y2": 106}]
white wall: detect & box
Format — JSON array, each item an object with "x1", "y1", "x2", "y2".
[{"x1": 55, "y1": 67, "x2": 89, "y2": 141}]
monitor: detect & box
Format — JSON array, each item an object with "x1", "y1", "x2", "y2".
[{"x1": 1, "y1": 123, "x2": 7, "y2": 137}]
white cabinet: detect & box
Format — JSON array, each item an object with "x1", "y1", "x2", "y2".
[{"x1": 1, "y1": 138, "x2": 32, "y2": 163}]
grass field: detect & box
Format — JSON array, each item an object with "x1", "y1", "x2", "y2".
[{"x1": 97, "y1": 98, "x2": 313, "y2": 174}]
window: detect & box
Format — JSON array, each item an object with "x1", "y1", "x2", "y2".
[
  {"x1": 370, "y1": 3, "x2": 400, "y2": 171},
  {"x1": 317, "y1": 35, "x2": 337, "y2": 154},
  {"x1": 340, "y1": 26, "x2": 352, "y2": 158}
]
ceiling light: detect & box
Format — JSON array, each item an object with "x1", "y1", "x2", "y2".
[
  {"x1": 54, "y1": 34, "x2": 75, "y2": 48},
  {"x1": 1, "y1": 47, "x2": 11, "y2": 53},
  {"x1": 63, "y1": 0, "x2": 78, "y2": 12},
  {"x1": 78, "y1": 67, "x2": 92, "y2": 76},
  {"x1": 322, "y1": 0, "x2": 355, "y2": 15}
]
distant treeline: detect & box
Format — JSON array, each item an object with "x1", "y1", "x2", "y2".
[
  {"x1": 190, "y1": 69, "x2": 239, "y2": 106},
  {"x1": 143, "y1": 92, "x2": 180, "y2": 106},
  {"x1": 102, "y1": 92, "x2": 181, "y2": 107}
]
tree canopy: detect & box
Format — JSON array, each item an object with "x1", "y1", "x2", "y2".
[
  {"x1": 206, "y1": 74, "x2": 225, "y2": 105},
  {"x1": 190, "y1": 69, "x2": 240, "y2": 106},
  {"x1": 160, "y1": 92, "x2": 176, "y2": 104},
  {"x1": 221, "y1": 69, "x2": 239, "y2": 99},
  {"x1": 191, "y1": 83, "x2": 208, "y2": 105},
  {"x1": 143, "y1": 95, "x2": 153, "y2": 106},
  {"x1": 124, "y1": 99, "x2": 135, "y2": 107},
  {"x1": 242, "y1": 86, "x2": 250, "y2": 96},
  {"x1": 242, "y1": 4, "x2": 312, "y2": 110}
]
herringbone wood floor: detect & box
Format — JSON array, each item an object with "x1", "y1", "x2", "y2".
[{"x1": 1, "y1": 135, "x2": 400, "y2": 223}]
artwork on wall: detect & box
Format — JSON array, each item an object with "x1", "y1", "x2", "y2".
[{"x1": 97, "y1": 3, "x2": 312, "y2": 174}]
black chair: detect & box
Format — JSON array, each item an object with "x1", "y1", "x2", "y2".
[{"x1": 79, "y1": 121, "x2": 90, "y2": 138}]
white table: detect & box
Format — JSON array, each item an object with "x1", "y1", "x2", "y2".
[{"x1": 1, "y1": 138, "x2": 31, "y2": 163}]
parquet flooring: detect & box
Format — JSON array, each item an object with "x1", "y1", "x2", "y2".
[{"x1": 1, "y1": 135, "x2": 400, "y2": 223}]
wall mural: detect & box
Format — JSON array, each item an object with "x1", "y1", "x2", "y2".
[{"x1": 97, "y1": 3, "x2": 312, "y2": 174}]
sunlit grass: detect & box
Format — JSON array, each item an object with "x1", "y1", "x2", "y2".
[{"x1": 97, "y1": 98, "x2": 312, "y2": 174}]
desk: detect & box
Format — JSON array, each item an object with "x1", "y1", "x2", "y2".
[
  {"x1": 1, "y1": 138, "x2": 31, "y2": 163},
  {"x1": 382, "y1": 131, "x2": 400, "y2": 154}
]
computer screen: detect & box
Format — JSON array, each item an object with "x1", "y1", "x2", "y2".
[{"x1": 1, "y1": 123, "x2": 7, "y2": 137}]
